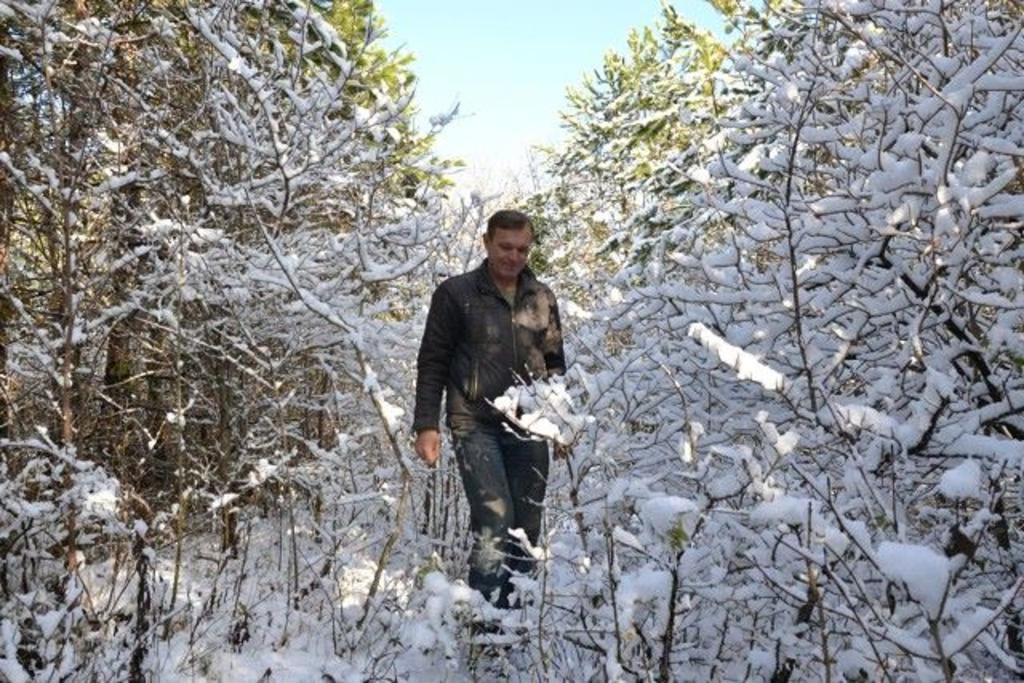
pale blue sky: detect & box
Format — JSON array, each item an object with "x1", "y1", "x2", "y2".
[{"x1": 374, "y1": 1, "x2": 724, "y2": 188}]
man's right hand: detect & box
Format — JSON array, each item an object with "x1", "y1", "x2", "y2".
[{"x1": 415, "y1": 429, "x2": 441, "y2": 467}]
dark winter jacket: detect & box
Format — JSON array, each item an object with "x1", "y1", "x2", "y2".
[{"x1": 413, "y1": 260, "x2": 566, "y2": 433}]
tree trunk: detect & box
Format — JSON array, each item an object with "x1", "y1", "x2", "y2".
[
  {"x1": 0, "y1": 45, "x2": 13, "y2": 441},
  {"x1": 103, "y1": 313, "x2": 135, "y2": 477}
]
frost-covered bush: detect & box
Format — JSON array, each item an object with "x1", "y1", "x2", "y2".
[
  {"x1": 511, "y1": 0, "x2": 1024, "y2": 680},
  {"x1": 0, "y1": 438, "x2": 141, "y2": 681},
  {"x1": 0, "y1": 0, "x2": 452, "y2": 678}
]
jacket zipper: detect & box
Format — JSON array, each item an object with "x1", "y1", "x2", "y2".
[
  {"x1": 470, "y1": 360, "x2": 479, "y2": 401},
  {"x1": 508, "y1": 292, "x2": 518, "y2": 375}
]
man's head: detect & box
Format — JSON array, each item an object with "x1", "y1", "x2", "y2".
[
  {"x1": 485, "y1": 209, "x2": 532, "y2": 240},
  {"x1": 483, "y1": 210, "x2": 533, "y2": 286}
]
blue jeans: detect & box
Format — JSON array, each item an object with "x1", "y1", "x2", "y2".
[{"x1": 452, "y1": 423, "x2": 549, "y2": 608}]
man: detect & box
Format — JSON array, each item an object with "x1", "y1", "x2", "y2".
[{"x1": 413, "y1": 209, "x2": 565, "y2": 608}]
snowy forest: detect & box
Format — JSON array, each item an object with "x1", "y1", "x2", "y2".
[{"x1": 1, "y1": 0, "x2": 1022, "y2": 680}]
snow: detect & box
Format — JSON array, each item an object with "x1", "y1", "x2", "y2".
[
  {"x1": 751, "y1": 495, "x2": 814, "y2": 527},
  {"x1": 492, "y1": 377, "x2": 589, "y2": 445},
  {"x1": 679, "y1": 432, "x2": 695, "y2": 463},
  {"x1": 513, "y1": 411, "x2": 561, "y2": 441},
  {"x1": 616, "y1": 565, "x2": 672, "y2": 630},
  {"x1": 943, "y1": 433, "x2": 1023, "y2": 460},
  {"x1": 757, "y1": 413, "x2": 799, "y2": 455},
  {"x1": 612, "y1": 525, "x2": 647, "y2": 552},
  {"x1": 246, "y1": 459, "x2": 279, "y2": 486},
  {"x1": 832, "y1": 402, "x2": 903, "y2": 438},
  {"x1": 747, "y1": 648, "x2": 773, "y2": 669},
  {"x1": 0, "y1": 620, "x2": 25, "y2": 681},
  {"x1": 688, "y1": 166, "x2": 712, "y2": 183},
  {"x1": 835, "y1": 647, "x2": 874, "y2": 680},
  {"x1": 83, "y1": 483, "x2": 120, "y2": 516},
  {"x1": 0, "y1": 44, "x2": 21, "y2": 62},
  {"x1": 563, "y1": 299, "x2": 592, "y2": 320},
  {"x1": 938, "y1": 460, "x2": 984, "y2": 501},
  {"x1": 203, "y1": 647, "x2": 362, "y2": 683},
  {"x1": 942, "y1": 608, "x2": 995, "y2": 654},
  {"x1": 639, "y1": 496, "x2": 699, "y2": 542},
  {"x1": 876, "y1": 542, "x2": 951, "y2": 618},
  {"x1": 35, "y1": 610, "x2": 65, "y2": 639},
  {"x1": 210, "y1": 493, "x2": 240, "y2": 510},
  {"x1": 961, "y1": 150, "x2": 993, "y2": 185},
  {"x1": 688, "y1": 323, "x2": 786, "y2": 391}
]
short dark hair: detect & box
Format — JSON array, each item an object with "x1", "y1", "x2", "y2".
[{"x1": 486, "y1": 210, "x2": 532, "y2": 239}]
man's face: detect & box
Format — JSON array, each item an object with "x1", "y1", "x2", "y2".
[{"x1": 483, "y1": 226, "x2": 532, "y2": 284}]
